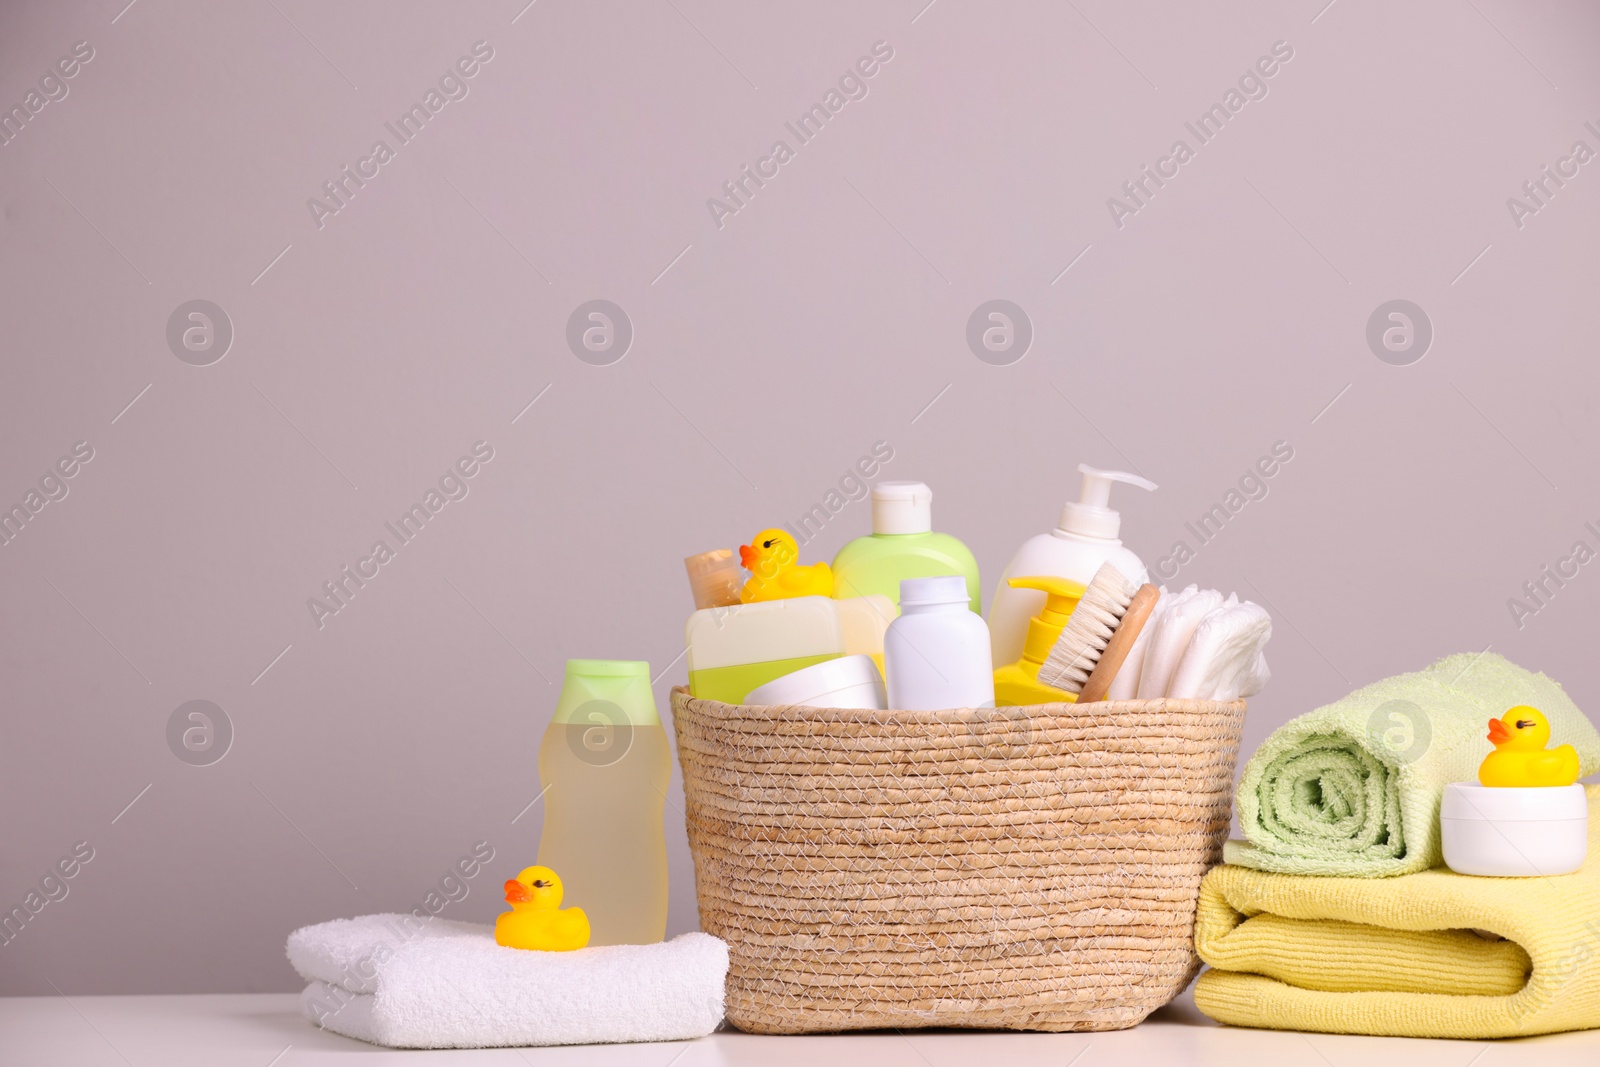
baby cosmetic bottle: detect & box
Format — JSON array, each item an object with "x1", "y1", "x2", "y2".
[
  {"x1": 886, "y1": 576, "x2": 995, "y2": 710},
  {"x1": 831, "y1": 482, "x2": 981, "y2": 612},
  {"x1": 536, "y1": 659, "x2": 670, "y2": 946},
  {"x1": 988, "y1": 465, "x2": 1155, "y2": 666}
]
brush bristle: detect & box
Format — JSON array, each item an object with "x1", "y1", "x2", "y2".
[{"x1": 1038, "y1": 562, "x2": 1138, "y2": 693}]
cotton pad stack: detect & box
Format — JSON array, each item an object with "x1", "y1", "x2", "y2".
[{"x1": 1106, "y1": 584, "x2": 1271, "y2": 701}]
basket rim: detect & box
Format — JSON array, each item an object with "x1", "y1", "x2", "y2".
[{"x1": 671, "y1": 685, "x2": 1246, "y2": 717}]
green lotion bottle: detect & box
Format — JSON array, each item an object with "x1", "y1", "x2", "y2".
[{"x1": 831, "y1": 481, "x2": 981, "y2": 613}]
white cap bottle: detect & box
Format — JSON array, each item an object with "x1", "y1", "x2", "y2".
[
  {"x1": 987, "y1": 465, "x2": 1156, "y2": 667},
  {"x1": 831, "y1": 481, "x2": 982, "y2": 613},
  {"x1": 886, "y1": 576, "x2": 995, "y2": 711}
]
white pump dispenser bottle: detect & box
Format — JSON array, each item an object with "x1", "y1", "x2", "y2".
[{"x1": 986, "y1": 465, "x2": 1157, "y2": 666}]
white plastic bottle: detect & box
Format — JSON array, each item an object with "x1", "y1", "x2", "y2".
[
  {"x1": 886, "y1": 576, "x2": 995, "y2": 710},
  {"x1": 988, "y1": 465, "x2": 1157, "y2": 667}
]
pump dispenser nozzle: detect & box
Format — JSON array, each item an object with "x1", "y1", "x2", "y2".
[
  {"x1": 1058, "y1": 464, "x2": 1157, "y2": 541},
  {"x1": 1006, "y1": 575, "x2": 1087, "y2": 668},
  {"x1": 1007, "y1": 575, "x2": 1087, "y2": 622}
]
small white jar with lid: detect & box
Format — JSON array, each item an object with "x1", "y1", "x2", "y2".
[
  {"x1": 744, "y1": 654, "x2": 886, "y2": 710},
  {"x1": 1440, "y1": 782, "x2": 1588, "y2": 877},
  {"x1": 885, "y1": 576, "x2": 995, "y2": 711}
]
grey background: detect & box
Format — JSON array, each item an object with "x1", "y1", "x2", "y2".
[{"x1": 3, "y1": 0, "x2": 1598, "y2": 995}]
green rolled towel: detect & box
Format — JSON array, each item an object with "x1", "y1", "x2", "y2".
[{"x1": 1226, "y1": 652, "x2": 1600, "y2": 877}]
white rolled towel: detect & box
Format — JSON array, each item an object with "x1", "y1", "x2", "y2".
[{"x1": 288, "y1": 913, "x2": 728, "y2": 1049}]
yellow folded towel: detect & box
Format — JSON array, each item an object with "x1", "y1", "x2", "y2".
[{"x1": 1194, "y1": 786, "x2": 1600, "y2": 1038}]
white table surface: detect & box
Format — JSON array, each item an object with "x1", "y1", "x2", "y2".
[{"x1": 4, "y1": 987, "x2": 1599, "y2": 1066}]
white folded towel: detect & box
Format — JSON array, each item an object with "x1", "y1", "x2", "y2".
[{"x1": 287, "y1": 913, "x2": 728, "y2": 1049}]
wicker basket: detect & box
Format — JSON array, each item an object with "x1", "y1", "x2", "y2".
[{"x1": 670, "y1": 688, "x2": 1247, "y2": 1034}]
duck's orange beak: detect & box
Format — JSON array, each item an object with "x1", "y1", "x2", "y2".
[
  {"x1": 1487, "y1": 718, "x2": 1512, "y2": 745},
  {"x1": 504, "y1": 879, "x2": 532, "y2": 903},
  {"x1": 738, "y1": 544, "x2": 756, "y2": 569}
]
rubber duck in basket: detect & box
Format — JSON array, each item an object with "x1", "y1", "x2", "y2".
[{"x1": 738, "y1": 529, "x2": 833, "y2": 602}]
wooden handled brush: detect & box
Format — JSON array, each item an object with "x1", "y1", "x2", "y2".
[
  {"x1": 1038, "y1": 562, "x2": 1140, "y2": 696},
  {"x1": 1078, "y1": 584, "x2": 1160, "y2": 703}
]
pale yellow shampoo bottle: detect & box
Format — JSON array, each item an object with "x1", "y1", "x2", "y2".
[{"x1": 536, "y1": 659, "x2": 670, "y2": 946}]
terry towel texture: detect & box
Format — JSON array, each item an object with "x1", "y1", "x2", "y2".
[
  {"x1": 1194, "y1": 787, "x2": 1600, "y2": 1038},
  {"x1": 287, "y1": 913, "x2": 728, "y2": 1049},
  {"x1": 1226, "y1": 652, "x2": 1600, "y2": 876}
]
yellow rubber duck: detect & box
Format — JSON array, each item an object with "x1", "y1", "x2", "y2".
[
  {"x1": 494, "y1": 866, "x2": 590, "y2": 952},
  {"x1": 738, "y1": 528, "x2": 833, "y2": 602},
  {"x1": 1478, "y1": 706, "x2": 1581, "y2": 788}
]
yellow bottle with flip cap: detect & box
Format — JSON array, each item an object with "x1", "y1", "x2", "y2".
[{"x1": 993, "y1": 575, "x2": 1086, "y2": 706}]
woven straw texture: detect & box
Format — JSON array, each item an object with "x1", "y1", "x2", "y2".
[{"x1": 671, "y1": 688, "x2": 1247, "y2": 1034}]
